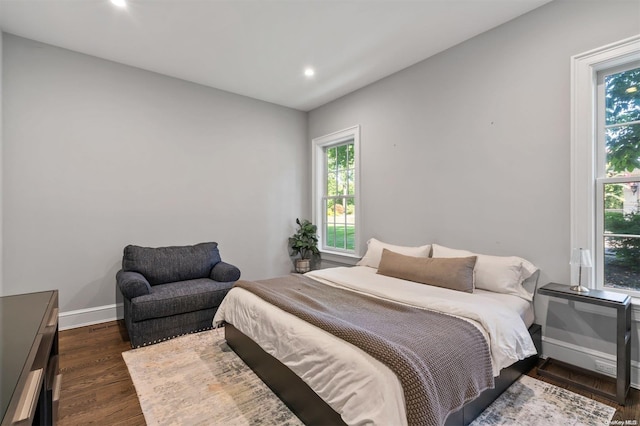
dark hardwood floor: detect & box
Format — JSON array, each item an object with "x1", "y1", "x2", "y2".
[
  {"x1": 58, "y1": 321, "x2": 144, "y2": 426},
  {"x1": 57, "y1": 320, "x2": 640, "y2": 425}
]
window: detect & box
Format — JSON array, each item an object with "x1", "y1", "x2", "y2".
[
  {"x1": 572, "y1": 35, "x2": 640, "y2": 295},
  {"x1": 312, "y1": 126, "x2": 360, "y2": 258},
  {"x1": 597, "y1": 64, "x2": 640, "y2": 293}
]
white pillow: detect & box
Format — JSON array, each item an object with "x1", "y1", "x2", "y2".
[
  {"x1": 431, "y1": 244, "x2": 537, "y2": 301},
  {"x1": 357, "y1": 238, "x2": 431, "y2": 269}
]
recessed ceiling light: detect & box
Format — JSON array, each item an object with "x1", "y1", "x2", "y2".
[
  {"x1": 111, "y1": 0, "x2": 127, "y2": 8},
  {"x1": 304, "y1": 68, "x2": 315, "y2": 78}
]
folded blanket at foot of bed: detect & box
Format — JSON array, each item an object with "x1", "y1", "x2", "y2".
[{"x1": 234, "y1": 275, "x2": 494, "y2": 426}]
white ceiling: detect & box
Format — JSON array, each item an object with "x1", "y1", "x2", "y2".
[{"x1": 0, "y1": 0, "x2": 552, "y2": 111}]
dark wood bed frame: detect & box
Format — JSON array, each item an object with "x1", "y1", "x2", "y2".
[{"x1": 225, "y1": 322, "x2": 542, "y2": 426}]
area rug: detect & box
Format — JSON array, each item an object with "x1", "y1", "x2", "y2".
[
  {"x1": 122, "y1": 329, "x2": 302, "y2": 426},
  {"x1": 470, "y1": 375, "x2": 615, "y2": 426},
  {"x1": 123, "y1": 329, "x2": 616, "y2": 426}
]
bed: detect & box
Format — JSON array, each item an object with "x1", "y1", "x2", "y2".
[{"x1": 213, "y1": 242, "x2": 542, "y2": 426}]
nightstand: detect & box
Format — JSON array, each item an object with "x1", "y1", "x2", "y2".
[{"x1": 537, "y1": 282, "x2": 630, "y2": 405}]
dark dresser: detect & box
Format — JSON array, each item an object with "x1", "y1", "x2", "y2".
[{"x1": 1, "y1": 290, "x2": 60, "y2": 425}]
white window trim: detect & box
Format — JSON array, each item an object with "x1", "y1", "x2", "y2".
[
  {"x1": 571, "y1": 34, "x2": 640, "y2": 291},
  {"x1": 312, "y1": 125, "x2": 361, "y2": 259}
]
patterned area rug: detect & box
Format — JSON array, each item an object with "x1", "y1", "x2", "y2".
[
  {"x1": 470, "y1": 375, "x2": 615, "y2": 426},
  {"x1": 123, "y1": 329, "x2": 302, "y2": 426},
  {"x1": 123, "y1": 330, "x2": 616, "y2": 426}
]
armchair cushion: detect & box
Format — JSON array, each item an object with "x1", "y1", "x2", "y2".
[
  {"x1": 122, "y1": 242, "x2": 221, "y2": 285},
  {"x1": 116, "y1": 270, "x2": 151, "y2": 299},
  {"x1": 130, "y1": 278, "x2": 234, "y2": 322},
  {"x1": 210, "y1": 261, "x2": 241, "y2": 282}
]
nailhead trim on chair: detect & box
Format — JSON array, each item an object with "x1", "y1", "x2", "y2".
[{"x1": 135, "y1": 325, "x2": 214, "y2": 348}]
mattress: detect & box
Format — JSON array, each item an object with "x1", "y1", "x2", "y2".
[{"x1": 213, "y1": 266, "x2": 536, "y2": 426}]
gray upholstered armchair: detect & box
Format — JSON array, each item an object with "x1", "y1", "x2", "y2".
[{"x1": 116, "y1": 242, "x2": 240, "y2": 348}]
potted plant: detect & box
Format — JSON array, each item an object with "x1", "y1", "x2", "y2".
[{"x1": 288, "y1": 218, "x2": 320, "y2": 273}]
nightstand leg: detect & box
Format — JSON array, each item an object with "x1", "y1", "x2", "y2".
[{"x1": 616, "y1": 303, "x2": 631, "y2": 405}]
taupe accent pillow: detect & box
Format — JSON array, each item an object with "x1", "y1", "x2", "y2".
[{"x1": 377, "y1": 249, "x2": 477, "y2": 293}]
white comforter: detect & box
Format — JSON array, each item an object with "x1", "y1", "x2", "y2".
[{"x1": 213, "y1": 266, "x2": 537, "y2": 426}]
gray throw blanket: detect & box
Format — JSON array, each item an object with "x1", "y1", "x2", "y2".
[{"x1": 234, "y1": 274, "x2": 494, "y2": 426}]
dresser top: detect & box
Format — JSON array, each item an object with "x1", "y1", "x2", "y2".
[{"x1": 0, "y1": 291, "x2": 55, "y2": 423}]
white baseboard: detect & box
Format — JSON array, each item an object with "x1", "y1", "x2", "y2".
[
  {"x1": 543, "y1": 336, "x2": 640, "y2": 389},
  {"x1": 59, "y1": 303, "x2": 124, "y2": 331}
]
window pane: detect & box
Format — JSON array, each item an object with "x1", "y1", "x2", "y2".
[
  {"x1": 346, "y1": 198, "x2": 356, "y2": 251},
  {"x1": 604, "y1": 235, "x2": 640, "y2": 291},
  {"x1": 327, "y1": 147, "x2": 337, "y2": 171},
  {"x1": 334, "y1": 201, "x2": 347, "y2": 249},
  {"x1": 325, "y1": 224, "x2": 334, "y2": 248},
  {"x1": 604, "y1": 182, "x2": 625, "y2": 211},
  {"x1": 605, "y1": 210, "x2": 640, "y2": 235},
  {"x1": 336, "y1": 144, "x2": 348, "y2": 171},
  {"x1": 326, "y1": 224, "x2": 343, "y2": 249},
  {"x1": 327, "y1": 172, "x2": 337, "y2": 196},
  {"x1": 604, "y1": 183, "x2": 639, "y2": 229},
  {"x1": 605, "y1": 67, "x2": 640, "y2": 126},
  {"x1": 347, "y1": 170, "x2": 355, "y2": 195},
  {"x1": 606, "y1": 123, "x2": 640, "y2": 176},
  {"x1": 337, "y1": 170, "x2": 347, "y2": 194},
  {"x1": 326, "y1": 198, "x2": 334, "y2": 219},
  {"x1": 325, "y1": 201, "x2": 337, "y2": 249},
  {"x1": 347, "y1": 143, "x2": 355, "y2": 168}
]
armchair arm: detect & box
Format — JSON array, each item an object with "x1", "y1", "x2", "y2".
[
  {"x1": 210, "y1": 261, "x2": 241, "y2": 282},
  {"x1": 116, "y1": 270, "x2": 151, "y2": 299}
]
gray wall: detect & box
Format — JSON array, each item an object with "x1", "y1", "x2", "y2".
[
  {"x1": 2, "y1": 34, "x2": 308, "y2": 313},
  {"x1": 308, "y1": 0, "x2": 640, "y2": 370},
  {"x1": 310, "y1": 0, "x2": 639, "y2": 285}
]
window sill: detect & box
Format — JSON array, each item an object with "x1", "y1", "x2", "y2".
[{"x1": 319, "y1": 251, "x2": 360, "y2": 266}]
